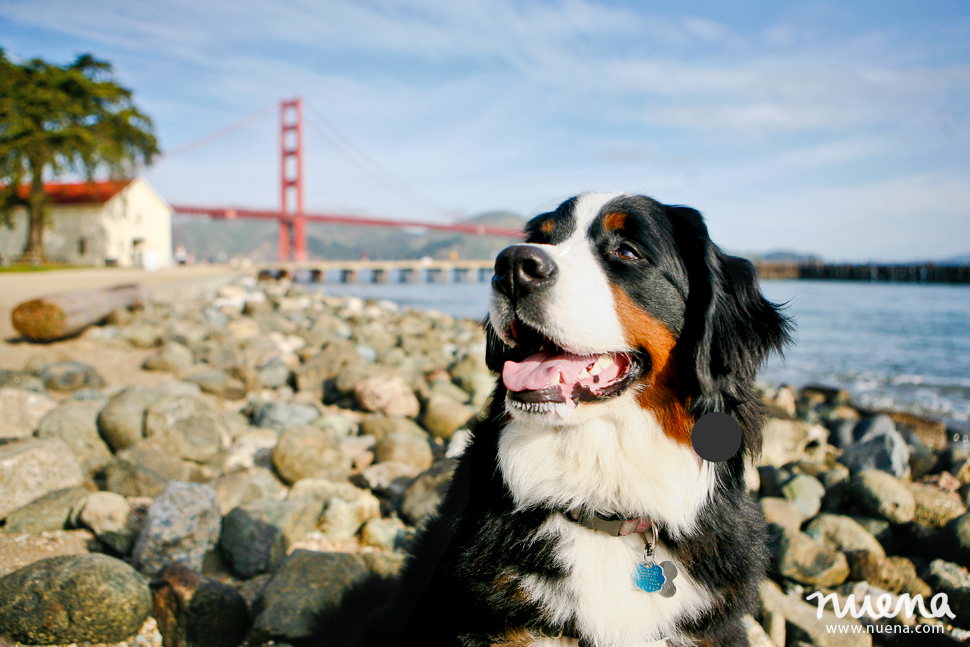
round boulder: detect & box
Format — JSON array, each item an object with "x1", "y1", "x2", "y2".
[
  {"x1": 354, "y1": 373, "x2": 420, "y2": 418},
  {"x1": 0, "y1": 554, "x2": 152, "y2": 645},
  {"x1": 272, "y1": 425, "x2": 352, "y2": 485},
  {"x1": 97, "y1": 386, "x2": 160, "y2": 452},
  {"x1": 145, "y1": 395, "x2": 228, "y2": 464},
  {"x1": 131, "y1": 482, "x2": 222, "y2": 576}
]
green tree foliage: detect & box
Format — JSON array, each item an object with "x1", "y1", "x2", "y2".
[{"x1": 0, "y1": 50, "x2": 159, "y2": 262}]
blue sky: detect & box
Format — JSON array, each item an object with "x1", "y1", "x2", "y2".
[{"x1": 2, "y1": 0, "x2": 969, "y2": 261}]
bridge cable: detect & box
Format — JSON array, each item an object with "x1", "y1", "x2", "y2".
[
  {"x1": 303, "y1": 102, "x2": 453, "y2": 221},
  {"x1": 156, "y1": 103, "x2": 276, "y2": 162}
]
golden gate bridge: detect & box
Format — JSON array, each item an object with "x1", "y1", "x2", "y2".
[{"x1": 166, "y1": 98, "x2": 522, "y2": 262}]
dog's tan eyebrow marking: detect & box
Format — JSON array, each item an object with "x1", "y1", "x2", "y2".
[
  {"x1": 611, "y1": 285, "x2": 694, "y2": 447},
  {"x1": 540, "y1": 219, "x2": 555, "y2": 235},
  {"x1": 603, "y1": 211, "x2": 627, "y2": 232}
]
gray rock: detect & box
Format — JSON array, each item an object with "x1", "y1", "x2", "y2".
[
  {"x1": 145, "y1": 395, "x2": 228, "y2": 464},
  {"x1": 272, "y1": 425, "x2": 351, "y2": 485},
  {"x1": 251, "y1": 401, "x2": 320, "y2": 431},
  {"x1": 122, "y1": 323, "x2": 161, "y2": 348},
  {"x1": 0, "y1": 554, "x2": 152, "y2": 645},
  {"x1": 760, "y1": 497, "x2": 803, "y2": 533},
  {"x1": 248, "y1": 550, "x2": 373, "y2": 644},
  {"x1": 427, "y1": 378, "x2": 472, "y2": 404},
  {"x1": 40, "y1": 361, "x2": 106, "y2": 392},
  {"x1": 294, "y1": 339, "x2": 362, "y2": 392},
  {"x1": 760, "y1": 419, "x2": 830, "y2": 467},
  {"x1": 318, "y1": 497, "x2": 361, "y2": 540},
  {"x1": 459, "y1": 372, "x2": 495, "y2": 410},
  {"x1": 152, "y1": 562, "x2": 249, "y2": 647},
  {"x1": 907, "y1": 482, "x2": 967, "y2": 528},
  {"x1": 258, "y1": 357, "x2": 292, "y2": 389},
  {"x1": 742, "y1": 613, "x2": 774, "y2": 647},
  {"x1": 97, "y1": 386, "x2": 160, "y2": 452},
  {"x1": 143, "y1": 340, "x2": 195, "y2": 373},
  {"x1": 36, "y1": 399, "x2": 112, "y2": 478},
  {"x1": 374, "y1": 432, "x2": 433, "y2": 471},
  {"x1": 2, "y1": 486, "x2": 91, "y2": 534},
  {"x1": 421, "y1": 395, "x2": 475, "y2": 441},
  {"x1": 354, "y1": 373, "x2": 420, "y2": 418},
  {"x1": 839, "y1": 431, "x2": 912, "y2": 479},
  {"x1": 220, "y1": 498, "x2": 325, "y2": 578},
  {"x1": 0, "y1": 438, "x2": 86, "y2": 519},
  {"x1": 781, "y1": 473, "x2": 826, "y2": 523},
  {"x1": 0, "y1": 387, "x2": 58, "y2": 440},
  {"x1": 289, "y1": 480, "x2": 380, "y2": 528},
  {"x1": 923, "y1": 559, "x2": 970, "y2": 627},
  {"x1": 360, "y1": 415, "x2": 427, "y2": 442},
  {"x1": 804, "y1": 513, "x2": 886, "y2": 560},
  {"x1": 943, "y1": 512, "x2": 970, "y2": 568},
  {"x1": 359, "y1": 517, "x2": 406, "y2": 551},
  {"x1": 760, "y1": 579, "x2": 871, "y2": 647},
  {"x1": 820, "y1": 464, "x2": 852, "y2": 511},
  {"x1": 103, "y1": 440, "x2": 197, "y2": 498},
  {"x1": 213, "y1": 466, "x2": 288, "y2": 515},
  {"x1": 401, "y1": 459, "x2": 457, "y2": 524},
  {"x1": 78, "y1": 491, "x2": 141, "y2": 555},
  {"x1": 314, "y1": 413, "x2": 358, "y2": 437},
  {"x1": 185, "y1": 369, "x2": 248, "y2": 400},
  {"x1": 772, "y1": 527, "x2": 850, "y2": 587},
  {"x1": 224, "y1": 428, "x2": 279, "y2": 472},
  {"x1": 849, "y1": 469, "x2": 916, "y2": 524},
  {"x1": 358, "y1": 461, "x2": 420, "y2": 496},
  {"x1": 131, "y1": 482, "x2": 222, "y2": 576}
]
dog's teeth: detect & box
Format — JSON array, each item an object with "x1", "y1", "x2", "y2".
[
  {"x1": 589, "y1": 355, "x2": 614, "y2": 377},
  {"x1": 577, "y1": 369, "x2": 590, "y2": 379}
]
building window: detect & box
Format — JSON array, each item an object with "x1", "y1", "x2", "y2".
[{"x1": 78, "y1": 238, "x2": 86, "y2": 256}]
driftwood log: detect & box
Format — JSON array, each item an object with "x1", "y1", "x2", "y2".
[{"x1": 11, "y1": 284, "x2": 150, "y2": 342}]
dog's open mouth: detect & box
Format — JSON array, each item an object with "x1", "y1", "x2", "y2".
[{"x1": 501, "y1": 320, "x2": 642, "y2": 413}]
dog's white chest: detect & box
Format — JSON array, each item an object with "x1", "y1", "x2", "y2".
[{"x1": 520, "y1": 516, "x2": 711, "y2": 646}]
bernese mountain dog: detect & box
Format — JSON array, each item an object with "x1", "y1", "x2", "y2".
[{"x1": 373, "y1": 192, "x2": 791, "y2": 647}]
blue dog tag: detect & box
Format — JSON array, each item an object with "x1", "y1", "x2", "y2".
[
  {"x1": 634, "y1": 561, "x2": 665, "y2": 592},
  {"x1": 635, "y1": 560, "x2": 678, "y2": 597}
]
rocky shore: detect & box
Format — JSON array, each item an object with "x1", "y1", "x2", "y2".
[{"x1": 0, "y1": 275, "x2": 969, "y2": 647}]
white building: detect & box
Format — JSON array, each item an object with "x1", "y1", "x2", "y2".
[{"x1": 0, "y1": 177, "x2": 173, "y2": 268}]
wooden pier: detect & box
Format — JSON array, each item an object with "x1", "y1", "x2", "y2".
[
  {"x1": 754, "y1": 261, "x2": 970, "y2": 284},
  {"x1": 257, "y1": 259, "x2": 970, "y2": 285},
  {"x1": 257, "y1": 259, "x2": 496, "y2": 284}
]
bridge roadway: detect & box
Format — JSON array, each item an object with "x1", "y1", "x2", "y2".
[{"x1": 257, "y1": 258, "x2": 497, "y2": 284}]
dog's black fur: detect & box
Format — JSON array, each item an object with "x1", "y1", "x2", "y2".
[{"x1": 359, "y1": 193, "x2": 791, "y2": 647}]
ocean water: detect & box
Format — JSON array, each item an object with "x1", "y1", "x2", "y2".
[{"x1": 317, "y1": 277, "x2": 970, "y2": 427}]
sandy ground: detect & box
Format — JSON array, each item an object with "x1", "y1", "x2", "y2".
[
  {"x1": 0, "y1": 264, "x2": 246, "y2": 391},
  {"x1": 0, "y1": 264, "x2": 245, "y2": 341}
]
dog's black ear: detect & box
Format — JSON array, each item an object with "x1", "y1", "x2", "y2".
[{"x1": 667, "y1": 206, "x2": 793, "y2": 406}]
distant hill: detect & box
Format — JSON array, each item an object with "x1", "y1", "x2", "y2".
[
  {"x1": 172, "y1": 210, "x2": 526, "y2": 262},
  {"x1": 737, "y1": 250, "x2": 822, "y2": 264},
  {"x1": 937, "y1": 253, "x2": 970, "y2": 266}
]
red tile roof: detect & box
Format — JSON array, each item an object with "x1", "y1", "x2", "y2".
[{"x1": 13, "y1": 179, "x2": 133, "y2": 205}]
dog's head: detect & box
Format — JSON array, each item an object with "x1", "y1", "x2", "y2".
[{"x1": 487, "y1": 192, "x2": 791, "y2": 447}]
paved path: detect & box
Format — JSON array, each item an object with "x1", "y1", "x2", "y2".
[{"x1": 0, "y1": 264, "x2": 245, "y2": 340}]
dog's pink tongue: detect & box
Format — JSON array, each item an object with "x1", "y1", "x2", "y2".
[{"x1": 502, "y1": 351, "x2": 595, "y2": 392}]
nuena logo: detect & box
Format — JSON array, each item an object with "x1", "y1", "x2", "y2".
[{"x1": 806, "y1": 591, "x2": 955, "y2": 621}]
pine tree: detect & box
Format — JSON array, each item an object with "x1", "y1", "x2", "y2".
[{"x1": 0, "y1": 50, "x2": 159, "y2": 262}]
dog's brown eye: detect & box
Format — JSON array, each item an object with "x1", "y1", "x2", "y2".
[{"x1": 613, "y1": 244, "x2": 640, "y2": 261}]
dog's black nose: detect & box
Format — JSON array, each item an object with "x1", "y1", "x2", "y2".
[{"x1": 493, "y1": 245, "x2": 557, "y2": 299}]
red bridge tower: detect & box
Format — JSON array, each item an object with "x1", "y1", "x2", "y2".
[{"x1": 279, "y1": 98, "x2": 306, "y2": 261}]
